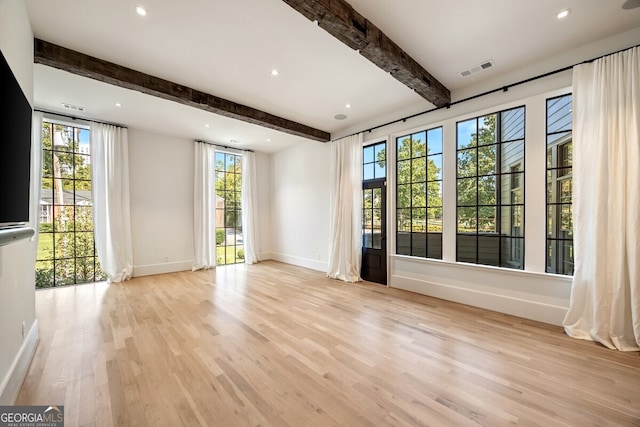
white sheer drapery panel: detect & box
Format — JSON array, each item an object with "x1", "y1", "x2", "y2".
[
  {"x1": 90, "y1": 123, "x2": 134, "y2": 283},
  {"x1": 31, "y1": 112, "x2": 43, "y2": 233},
  {"x1": 192, "y1": 141, "x2": 217, "y2": 270},
  {"x1": 563, "y1": 47, "x2": 640, "y2": 351},
  {"x1": 327, "y1": 133, "x2": 363, "y2": 283},
  {"x1": 241, "y1": 151, "x2": 261, "y2": 264}
]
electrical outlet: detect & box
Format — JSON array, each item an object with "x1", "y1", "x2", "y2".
[{"x1": 163, "y1": 256, "x2": 169, "y2": 263}]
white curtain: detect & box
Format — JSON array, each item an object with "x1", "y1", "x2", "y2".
[
  {"x1": 30, "y1": 112, "x2": 43, "y2": 236},
  {"x1": 90, "y1": 123, "x2": 134, "y2": 283},
  {"x1": 327, "y1": 133, "x2": 363, "y2": 282},
  {"x1": 563, "y1": 47, "x2": 640, "y2": 351},
  {"x1": 193, "y1": 141, "x2": 217, "y2": 270},
  {"x1": 241, "y1": 151, "x2": 261, "y2": 264}
]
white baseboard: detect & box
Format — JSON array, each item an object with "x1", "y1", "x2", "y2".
[
  {"x1": 270, "y1": 252, "x2": 328, "y2": 272},
  {"x1": 133, "y1": 260, "x2": 193, "y2": 277},
  {"x1": 0, "y1": 319, "x2": 39, "y2": 405},
  {"x1": 391, "y1": 274, "x2": 568, "y2": 326}
]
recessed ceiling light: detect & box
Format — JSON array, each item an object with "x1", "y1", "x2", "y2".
[
  {"x1": 271, "y1": 69, "x2": 279, "y2": 76},
  {"x1": 557, "y1": 9, "x2": 570, "y2": 19},
  {"x1": 334, "y1": 114, "x2": 348, "y2": 120},
  {"x1": 205, "y1": 124, "x2": 210, "y2": 128},
  {"x1": 135, "y1": 6, "x2": 147, "y2": 16},
  {"x1": 345, "y1": 104, "x2": 351, "y2": 109},
  {"x1": 115, "y1": 102, "x2": 122, "y2": 107},
  {"x1": 266, "y1": 138, "x2": 271, "y2": 142}
]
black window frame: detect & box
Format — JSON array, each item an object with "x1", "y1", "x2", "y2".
[
  {"x1": 395, "y1": 127, "x2": 443, "y2": 260},
  {"x1": 455, "y1": 106, "x2": 526, "y2": 269},
  {"x1": 545, "y1": 94, "x2": 574, "y2": 275}
]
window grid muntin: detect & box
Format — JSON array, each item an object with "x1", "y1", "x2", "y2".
[
  {"x1": 396, "y1": 127, "x2": 443, "y2": 259},
  {"x1": 362, "y1": 141, "x2": 386, "y2": 249},
  {"x1": 455, "y1": 106, "x2": 525, "y2": 269},
  {"x1": 36, "y1": 122, "x2": 104, "y2": 288},
  {"x1": 215, "y1": 151, "x2": 243, "y2": 265},
  {"x1": 546, "y1": 94, "x2": 574, "y2": 275}
]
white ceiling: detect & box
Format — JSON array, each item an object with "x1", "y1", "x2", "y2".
[{"x1": 26, "y1": 0, "x2": 640, "y2": 153}]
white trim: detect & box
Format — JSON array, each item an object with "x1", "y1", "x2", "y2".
[
  {"x1": 0, "y1": 320, "x2": 39, "y2": 405},
  {"x1": 270, "y1": 252, "x2": 328, "y2": 272},
  {"x1": 133, "y1": 260, "x2": 193, "y2": 277},
  {"x1": 391, "y1": 274, "x2": 568, "y2": 325}
]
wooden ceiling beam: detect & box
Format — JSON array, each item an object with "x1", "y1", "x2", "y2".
[
  {"x1": 34, "y1": 39, "x2": 331, "y2": 142},
  {"x1": 281, "y1": 0, "x2": 451, "y2": 107}
]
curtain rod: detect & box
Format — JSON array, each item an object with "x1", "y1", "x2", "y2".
[
  {"x1": 337, "y1": 43, "x2": 640, "y2": 141},
  {"x1": 35, "y1": 108, "x2": 127, "y2": 129},
  {"x1": 196, "y1": 140, "x2": 254, "y2": 153}
]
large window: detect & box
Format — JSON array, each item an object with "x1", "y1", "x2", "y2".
[
  {"x1": 396, "y1": 127, "x2": 443, "y2": 259},
  {"x1": 36, "y1": 121, "x2": 105, "y2": 288},
  {"x1": 362, "y1": 142, "x2": 386, "y2": 250},
  {"x1": 456, "y1": 107, "x2": 525, "y2": 269},
  {"x1": 215, "y1": 151, "x2": 244, "y2": 265},
  {"x1": 546, "y1": 94, "x2": 574, "y2": 275}
]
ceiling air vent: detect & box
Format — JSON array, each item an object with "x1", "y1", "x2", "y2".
[
  {"x1": 62, "y1": 103, "x2": 85, "y2": 112},
  {"x1": 459, "y1": 59, "x2": 495, "y2": 78}
]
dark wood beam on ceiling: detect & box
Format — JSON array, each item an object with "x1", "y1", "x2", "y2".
[
  {"x1": 34, "y1": 39, "x2": 331, "y2": 142},
  {"x1": 281, "y1": 0, "x2": 451, "y2": 107}
]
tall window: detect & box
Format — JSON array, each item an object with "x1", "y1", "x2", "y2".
[
  {"x1": 362, "y1": 142, "x2": 386, "y2": 250},
  {"x1": 215, "y1": 151, "x2": 243, "y2": 265},
  {"x1": 456, "y1": 107, "x2": 525, "y2": 269},
  {"x1": 36, "y1": 121, "x2": 105, "y2": 288},
  {"x1": 396, "y1": 127, "x2": 443, "y2": 259},
  {"x1": 546, "y1": 94, "x2": 573, "y2": 275}
]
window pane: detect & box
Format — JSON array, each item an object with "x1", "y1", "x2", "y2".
[
  {"x1": 478, "y1": 176, "x2": 496, "y2": 205},
  {"x1": 411, "y1": 232, "x2": 426, "y2": 257},
  {"x1": 427, "y1": 127, "x2": 443, "y2": 154},
  {"x1": 363, "y1": 145, "x2": 374, "y2": 163},
  {"x1": 374, "y1": 144, "x2": 386, "y2": 163},
  {"x1": 457, "y1": 235, "x2": 477, "y2": 263},
  {"x1": 457, "y1": 207, "x2": 477, "y2": 233},
  {"x1": 478, "y1": 206, "x2": 497, "y2": 233},
  {"x1": 457, "y1": 149, "x2": 476, "y2": 178},
  {"x1": 397, "y1": 185, "x2": 411, "y2": 208},
  {"x1": 363, "y1": 163, "x2": 374, "y2": 180},
  {"x1": 427, "y1": 207, "x2": 443, "y2": 232},
  {"x1": 397, "y1": 209, "x2": 412, "y2": 232},
  {"x1": 411, "y1": 183, "x2": 426, "y2": 207},
  {"x1": 478, "y1": 236, "x2": 500, "y2": 266},
  {"x1": 412, "y1": 157, "x2": 426, "y2": 182},
  {"x1": 546, "y1": 94, "x2": 573, "y2": 275},
  {"x1": 428, "y1": 181, "x2": 442, "y2": 207},
  {"x1": 478, "y1": 145, "x2": 497, "y2": 176},
  {"x1": 397, "y1": 160, "x2": 411, "y2": 184},
  {"x1": 477, "y1": 115, "x2": 497, "y2": 146},
  {"x1": 547, "y1": 95, "x2": 572, "y2": 134},
  {"x1": 374, "y1": 159, "x2": 386, "y2": 179},
  {"x1": 501, "y1": 141, "x2": 524, "y2": 173},
  {"x1": 412, "y1": 208, "x2": 426, "y2": 232},
  {"x1": 501, "y1": 107, "x2": 525, "y2": 141},
  {"x1": 429, "y1": 154, "x2": 443, "y2": 180},
  {"x1": 411, "y1": 132, "x2": 426, "y2": 157},
  {"x1": 397, "y1": 136, "x2": 412, "y2": 160},
  {"x1": 457, "y1": 178, "x2": 477, "y2": 206},
  {"x1": 457, "y1": 119, "x2": 476, "y2": 149}
]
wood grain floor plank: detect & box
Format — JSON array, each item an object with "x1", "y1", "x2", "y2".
[{"x1": 16, "y1": 261, "x2": 640, "y2": 426}]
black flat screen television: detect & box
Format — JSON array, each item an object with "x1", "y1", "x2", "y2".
[{"x1": 0, "y1": 48, "x2": 33, "y2": 228}]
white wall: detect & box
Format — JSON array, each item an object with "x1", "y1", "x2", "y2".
[
  {"x1": 128, "y1": 129, "x2": 274, "y2": 275},
  {"x1": 128, "y1": 128, "x2": 195, "y2": 276},
  {"x1": 0, "y1": 0, "x2": 39, "y2": 404},
  {"x1": 270, "y1": 141, "x2": 330, "y2": 271}
]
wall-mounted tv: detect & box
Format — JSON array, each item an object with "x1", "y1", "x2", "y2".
[{"x1": 0, "y1": 48, "x2": 33, "y2": 228}]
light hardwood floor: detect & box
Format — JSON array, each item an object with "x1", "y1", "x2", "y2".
[{"x1": 17, "y1": 261, "x2": 640, "y2": 426}]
